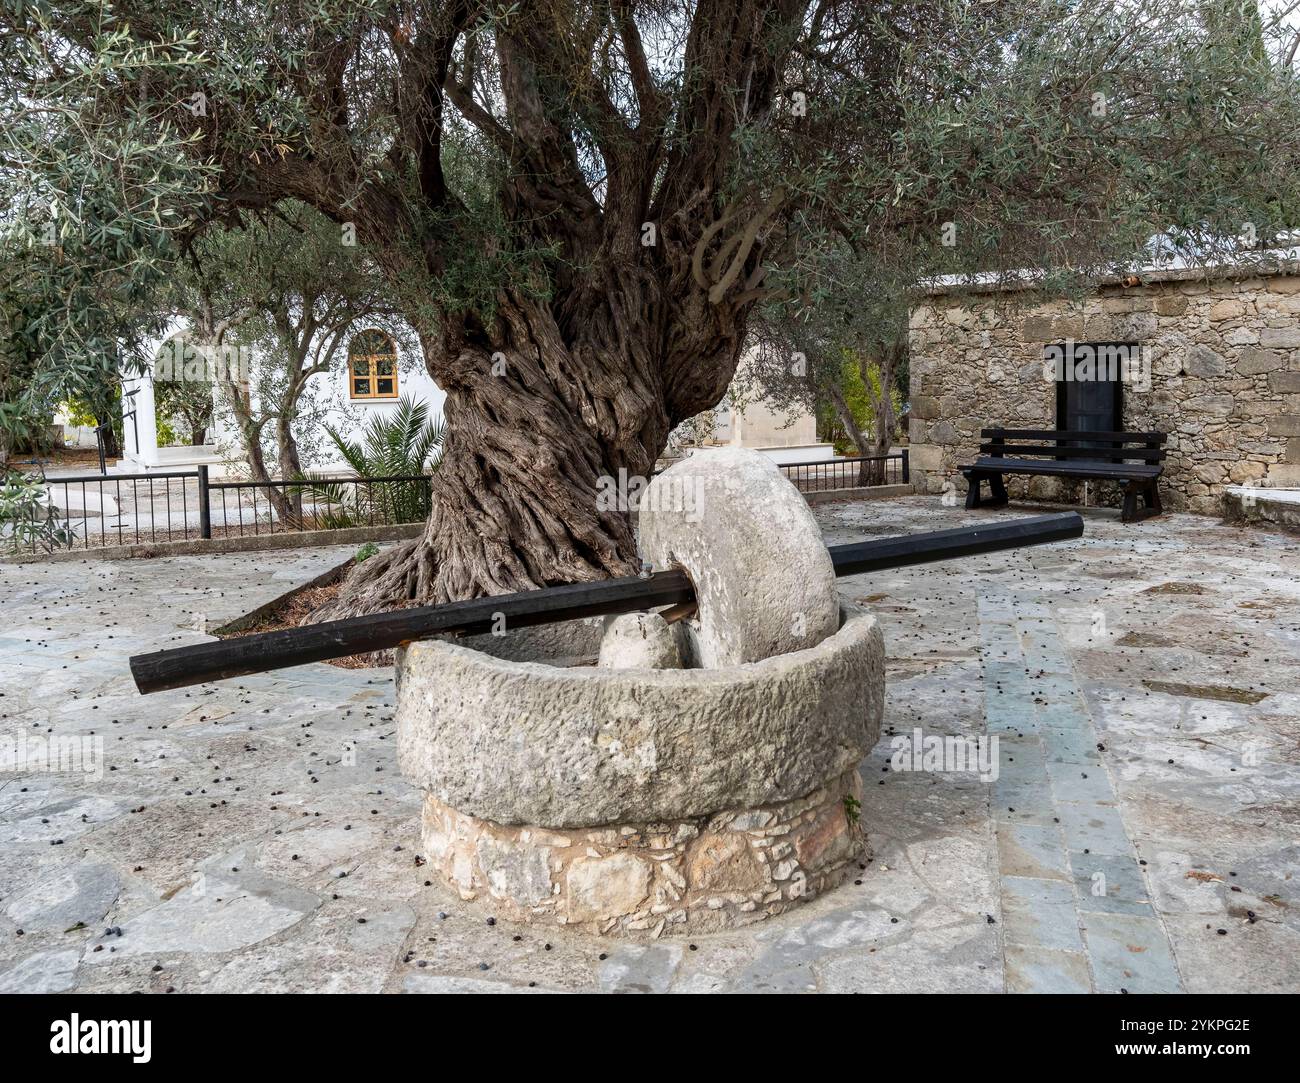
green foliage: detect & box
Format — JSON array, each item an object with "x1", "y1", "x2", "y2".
[
  {"x1": 0, "y1": 9, "x2": 214, "y2": 456},
  {"x1": 296, "y1": 397, "x2": 444, "y2": 528},
  {"x1": 0, "y1": 470, "x2": 75, "y2": 553},
  {"x1": 826, "y1": 352, "x2": 904, "y2": 456},
  {"x1": 326, "y1": 397, "x2": 446, "y2": 480},
  {"x1": 745, "y1": 0, "x2": 1300, "y2": 298},
  {"x1": 5, "y1": 0, "x2": 1300, "y2": 490},
  {"x1": 355, "y1": 542, "x2": 379, "y2": 563},
  {"x1": 154, "y1": 366, "x2": 214, "y2": 446},
  {"x1": 60, "y1": 396, "x2": 98, "y2": 429}
]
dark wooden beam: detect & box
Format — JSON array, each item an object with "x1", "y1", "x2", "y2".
[{"x1": 129, "y1": 512, "x2": 1083, "y2": 694}]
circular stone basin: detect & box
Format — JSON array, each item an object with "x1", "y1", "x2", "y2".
[{"x1": 395, "y1": 603, "x2": 883, "y2": 936}]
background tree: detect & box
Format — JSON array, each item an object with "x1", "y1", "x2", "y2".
[
  {"x1": 153, "y1": 372, "x2": 213, "y2": 445},
  {"x1": 0, "y1": 19, "x2": 210, "y2": 466},
  {"x1": 161, "y1": 201, "x2": 409, "y2": 522},
  {"x1": 5, "y1": 1, "x2": 1300, "y2": 616}
]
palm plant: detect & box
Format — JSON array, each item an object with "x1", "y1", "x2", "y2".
[{"x1": 296, "y1": 397, "x2": 444, "y2": 528}]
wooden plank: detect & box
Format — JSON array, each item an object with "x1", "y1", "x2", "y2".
[
  {"x1": 978, "y1": 443, "x2": 1166, "y2": 462},
  {"x1": 827, "y1": 513, "x2": 1082, "y2": 576},
  {"x1": 129, "y1": 513, "x2": 1084, "y2": 694},
  {"x1": 970, "y1": 458, "x2": 1161, "y2": 478},
  {"x1": 130, "y1": 569, "x2": 694, "y2": 695},
  {"x1": 980, "y1": 428, "x2": 1166, "y2": 443}
]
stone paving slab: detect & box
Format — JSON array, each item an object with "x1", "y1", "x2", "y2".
[{"x1": 1, "y1": 500, "x2": 1298, "y2": 992}]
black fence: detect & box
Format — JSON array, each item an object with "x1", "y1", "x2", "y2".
[
  {"x1": 8, "y1": 468, "x2": 433, "y2": 552},
  {"x1": 9, "y1": 451, "x2": 909, "y2": 554},
  {"x1": 778, "y1": 452, "x2": 909, "y2": 493}
]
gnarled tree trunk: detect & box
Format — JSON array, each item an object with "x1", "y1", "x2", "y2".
[{"x1": 316, "y1": 262, "x2": 746, "y2": 619}]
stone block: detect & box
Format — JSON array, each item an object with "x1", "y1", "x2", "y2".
[
  {"x1": 1207, "y1": 299, "x2": 1248, "y2": 320},
  {"x1": 908, "y1": 444, "x2": 944, "y2": 471},
  {"x1": 397, "y1": 603, "x2": 885, "y2": 827},
  {"x1": 1268, "y1": 371, "x2": 1300, "y2": 394},
  {"x1": 1023, "y1": 316, "x2": 1054, "y2": 342},
  {"x1": 597, "y1": 612, "x2": 681, "y2": 670},
  {"x1": 1260, "y1": 327, "x2": 1300, "y2": 348},
  {"x1": 930, "y1": 420, "x2": 959, "y2": 445},
  {"x1": 1184, "y1": 394, "x2": 1234, "y2": 417},
  {"x1": 1236, "y1": 348, "x2": 1283, "y2": 375},
  {"x1": 1269, "y1": 415, "x2": 1300, "y2": 438},
  {"x1": 1228, "y1": 461, "x2": 1266, "y2": 484},
  {"x1": 566, "y1": 854, "x2": 652, "y2": 921},
  {"x1": 1266, "y1": 463, "x2": 1300, "y2": 486},
  {"x1": 910, "y1": 394, "x2": 940, "y2": 420},
  {"x1": 1183, "y1": 344, "x2": 1226, "y2": 377}
]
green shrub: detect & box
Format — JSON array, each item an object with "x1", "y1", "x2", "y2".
[{"x1": 0, "y1": 470, "x2": 75, "y2": 552}]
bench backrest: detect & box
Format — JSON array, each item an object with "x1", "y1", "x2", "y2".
[{"x1": 980, "y1": 428, "x2": 1167, "y2": 465}]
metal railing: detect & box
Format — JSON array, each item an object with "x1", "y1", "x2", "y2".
[
  {"x1": 8, "y1": 467, "x2": 432, "y2": 552},
  {"x1": 208, "y1": 473, "x2": 432, "y2": 538},
  {"x1": 777, "y1": 451, "x2": 909, "y2": 493},
  {"x1": 10, "y1": 450, "x2": 909, "y2": 554}
]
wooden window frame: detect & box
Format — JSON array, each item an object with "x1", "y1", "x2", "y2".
[{"x1": 349, "y1": 332, "x2": 399, "y2": 400}]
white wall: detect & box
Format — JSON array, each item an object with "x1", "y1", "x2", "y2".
[
  {"x1": 118, "y1": 319, "x2": 447, "y2": 477},
  {"x1": 311, "y1": 343, "x2": 447, "y2": 473}
]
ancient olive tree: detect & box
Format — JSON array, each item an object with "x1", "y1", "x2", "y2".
[{"x1": 6, "y1": 1, "x2": 1300, "y2": 614}]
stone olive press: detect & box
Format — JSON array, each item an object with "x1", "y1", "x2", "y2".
[{"x1": 396, "y1": 448, "x2": 884, "y2": 936}]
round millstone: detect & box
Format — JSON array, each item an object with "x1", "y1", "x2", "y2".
[
  {"x1": 395, "y1": 447, "x2": 886, "y2": 937},
  {"x1": 637, "y1": 447, "x2": 840, "y2": 668}
]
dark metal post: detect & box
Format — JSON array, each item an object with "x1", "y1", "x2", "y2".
[
  {"x1": 901, "y1": 448, "x2": 910, "y2": 484},
  {"x1": 197, "y1": 466, "x2": 212, "y2": 539}
]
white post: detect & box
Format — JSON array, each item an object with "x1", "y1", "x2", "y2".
[{"x1": 120, "y1": 365, "x2": 160, "y2": 469}]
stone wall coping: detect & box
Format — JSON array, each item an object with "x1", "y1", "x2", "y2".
[{"x1": 920, "y1": 257, "x2": 1300, "y2": 300}]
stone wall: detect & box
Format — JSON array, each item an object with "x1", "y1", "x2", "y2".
[
  {"x1": 419, "y1": 770, "x2": 865, "y2": 937},
  {"x1": 907, "y1": 270, "x2": 1300, "y2": 514}
]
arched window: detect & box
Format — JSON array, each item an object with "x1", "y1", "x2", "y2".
[{"x1": 349, "y1": 330, "x2": 398, "y2": 399}]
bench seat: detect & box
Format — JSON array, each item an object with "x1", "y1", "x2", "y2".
[
  {"x1": 965, "y1": 457, "x2": 1162, "y2": 480},
  {"x1": 960, "y1": 428, "x2": 1166, "y2": 523}
]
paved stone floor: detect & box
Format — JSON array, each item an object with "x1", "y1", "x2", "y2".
[{"x1": 0, "y1": 498, "x2": 1296, "y2": 993}]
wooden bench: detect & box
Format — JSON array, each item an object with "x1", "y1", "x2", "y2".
[{"x1": 961, "y1": 428, "x2": 1166, "y2": 523}]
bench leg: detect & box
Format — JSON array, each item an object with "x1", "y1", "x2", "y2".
[
  {"x1": 988, "y1": 473, "x2": 1009, "y2": 507},
  {"x1": 964, "y1": 472, "x2": 982, "y2": 509},
  {"x1": 1120, "y1": 482, "x2": 1138, "y2": 523},
  {"x1": 1121, "y1": 480, "x2": 1162, "y2": 523}
]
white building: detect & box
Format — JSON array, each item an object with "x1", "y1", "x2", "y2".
[
  {"x1": 671, "y1": 345, "x2": 835, "y2": 465},
  {"x1": 116, "y1": 323, "x2": 445, "y2": 477}
]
